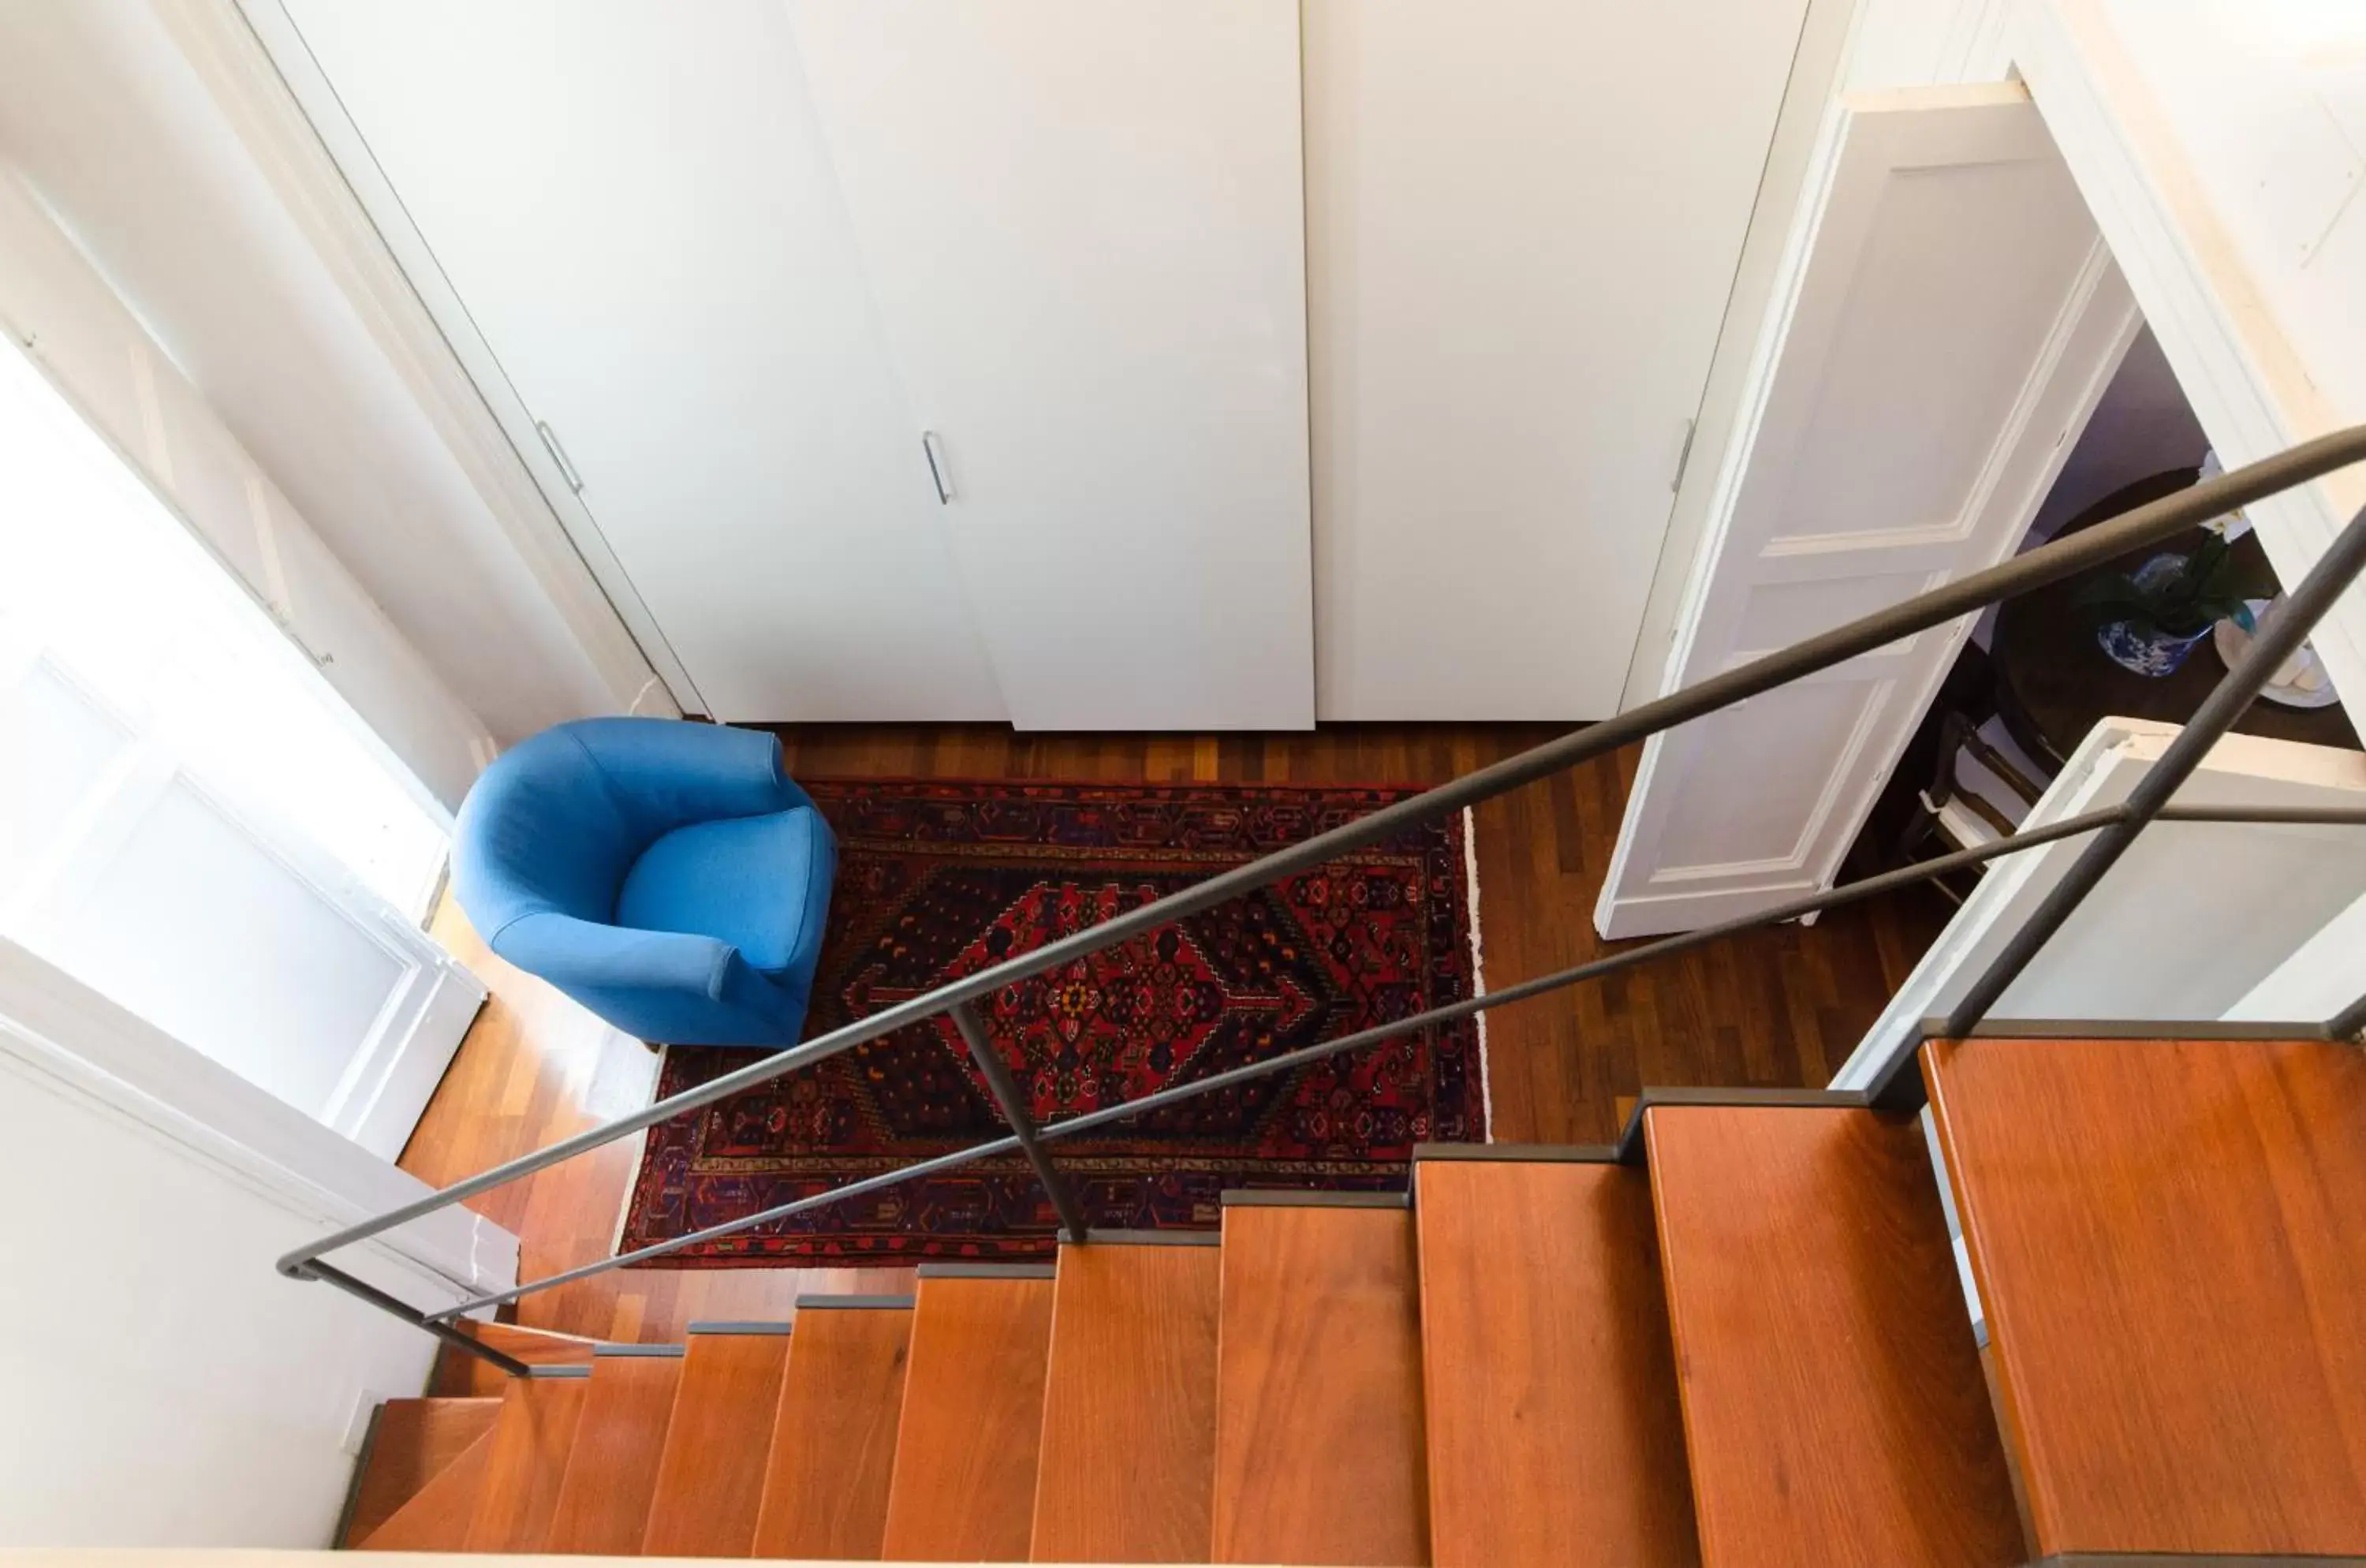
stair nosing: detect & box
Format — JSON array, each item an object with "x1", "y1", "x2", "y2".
[
  {"x1": 1081, "y1": 1228, "x2": 1220, "y2": 1246},
  {"x1": 914, "y1": 1262, "x2": 1057, "y2": 1279},
  {"x1": 794, "y1": 1293, "x2": 917, "y2": 1310},
  {"x1": 592, "y1": 1342, "x2": 687, "y2": 1357},
  {"x1": 684, "y1": 1320, "x2": 793, "y2": 1335},
  {"x1": 1219, "y1": 1188, "x2": 1410, "y2": 1208}
]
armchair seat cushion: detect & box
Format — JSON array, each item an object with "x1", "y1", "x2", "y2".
[{"x1": 616, "y1": 806, "x2": 834, "y2": 977}]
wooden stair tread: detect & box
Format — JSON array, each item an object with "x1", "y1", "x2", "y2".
[
  {"x1": 1646, "y1": 1104, "x2": 2022, "y2": 1568},
  {"x1": 463, "y1": 1372, "x2": 590, "y2": 1551},
  {"x1": 344, "y1": 1396, "x2": 501, "y2": 1547},
  {"x1": 352, "y1": 1424, "x2": 496, "y2": 1551},
  {"x1": 752, "y1": 1305, "x2": 913, "y2": 1560},
  {"x1": 1925, "y1": 1035, "x2": 2366, "y2": 1556},
  {"x1": 545, "y1": 1353, "x2": 684, "y2": 1555},
  {"x1": 641, "y1": 1328, "x2": 792, "y2": 1557},
  {"x1": 1213, "y1": 1204, "x2": 1426, "y2": 1567},
  {"x1": 882, "y1": 1271, "x2": 1054, "y2": 1562},
  {"x1": 1416, "y1": 1161, "x2": 1698, "y2": 1568},
  {"x1": 1034, "y1": 1242, "x2": 1221, "y2": 1562}
]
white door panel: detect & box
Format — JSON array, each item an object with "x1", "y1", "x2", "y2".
[
  {"x1": 1302, "y1": 0, "x2": 1810, "y2": 720},
  {"x1": 275, "y1": 0, "x2": 1006, "y2": 723},
  {"x1": 786, "y1": 0, "x2": 1314, "y2": 731},
  {"x1": 1598, "y1": 84, "x2": 2140, "y2": 938}
]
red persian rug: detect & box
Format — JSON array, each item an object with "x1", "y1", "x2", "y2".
[{"x1": 618, "y1": 778, "x2": 1487, "y2": 1264}]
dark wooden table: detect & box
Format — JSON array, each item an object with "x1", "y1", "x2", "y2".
[{"x1": 1992, "y1": 468, "x2": 2360, "y2": 771}]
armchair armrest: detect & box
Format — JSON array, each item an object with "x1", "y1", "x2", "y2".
[{"x1": 492, "y1": 912, "x2": 737, "y2": 999}]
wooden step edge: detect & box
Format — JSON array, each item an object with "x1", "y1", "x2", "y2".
[
  {"x1": 351, "y1": 1424, "x2": 498, "y2": 1552},
  {"x1": 640, "y1": 1324, "x2": 796, "y2": 1557},
  {"x1": 751, "y1": 1304, "x2": 916, "y2": 1560},
  {"x1": 879, "y1": 1269, "x2": 1057, "y2": 1562},
  {"x1": 1211, "y1": 1200, "x2": 1425, "y2": 1566},
  {"x1": 544, "y1": 1350, "x2": 685, "y2": 1556},
  {"x1": 1643, "y1": 1102, "x2": 2022, "y2": 1567},
  {"x1": 338, "y1": 1396, "x2": 503, "y2": 1547},
  {"x1": 463, "y1": 1372, "x2": 592, "y2": 1551},
  {"x1": 1413, "y1": 1159, "x2": 1700, "y2": 1568},
  {"x1": 1032, "y1": 1239, "x2": 1221, "y2": 1562}
]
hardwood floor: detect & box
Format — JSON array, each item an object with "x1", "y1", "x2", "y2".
[{"x1": 405, "y1": 724, "x2": 1946, "y2": 1350}]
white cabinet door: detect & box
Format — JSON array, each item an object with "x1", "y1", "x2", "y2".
[
  {"x1": 787, "y1": 0, "x2": 1314, "y2": 731},
  {"x1": 1302, "y1": 0, "x2": 1810, "y2": 721},
  {"x1": 273, "y1": 0, "x2": 1006, "y2": 724},
  {"x1": 1596, "y1": 84, "x2": 2140, "y2": 939}
]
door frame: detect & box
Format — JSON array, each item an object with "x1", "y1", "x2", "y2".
[{"x1": 1610, "y1": 0, "x2": 2366, "y2": 943}]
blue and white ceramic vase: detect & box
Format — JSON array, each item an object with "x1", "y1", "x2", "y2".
[{"x1": 2095, "y1": 552, "x2": 2213, "y2": 677}]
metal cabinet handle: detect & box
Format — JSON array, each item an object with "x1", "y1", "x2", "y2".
[{"x1": 921, "y1": 430, "x2": 953, "y2": 505}]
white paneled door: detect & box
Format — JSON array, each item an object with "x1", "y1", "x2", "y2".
[
  {"x1": 1597, "y1": 85, "x2": 2141, "y2": 939},
  {"x1": 1301, "y1": 0, "x2": 1812, "y2": 721},
  {"x1": 786, "y1": 0, "x2": 1314, "y2": 731},
  {"x1": 0, "y1": 345, "x2": 479, "y2": 1160}
]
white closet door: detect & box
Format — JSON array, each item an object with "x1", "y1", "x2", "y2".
[
  {"x1": 1596, "y1": 85, "x2": 2140, "y2": 939},
  {"x1": 274, "y1": 0, "x2": 1006, "y2": 723},
  {"x1": 1302, "y1": 0, "x2": 1810, "y2": 721},
  {"x1": 787, "y1": 0, "x2": 1314, "y2": 731}
]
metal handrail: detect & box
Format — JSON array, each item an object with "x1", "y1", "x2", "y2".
[{"x1": 282, "y1": 427, "x2": 2366, "y2": 1365}]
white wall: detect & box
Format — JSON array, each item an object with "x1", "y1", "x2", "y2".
[
  {"x1": 0, "y1": 0, "x2": 667, "y2": 757},
  {"x1": 0, "y1": 938, "x2": 517, "y2": 1548}
]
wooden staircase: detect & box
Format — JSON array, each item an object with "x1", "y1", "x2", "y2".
[{"x1": 341, "y1": 1035, "x2": 2366, "y2": 1564}]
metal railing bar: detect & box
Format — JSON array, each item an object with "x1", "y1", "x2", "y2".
[
  {"x1": 1944, "y1": 500, "x2": 2366, "y2": 1037},
  {"x1": 421, "y1": 800, "x2": 2364, "y2": 1323},
  {"x1": 427, "y1": 1129, "x2": 1028, "y2": 1320},
  {"x1": 952, "y1": 1000, "x2": 1088, "y2": 1244},
  {"x1": 421, "y1": 805, "x2": 2135, "y2": 1318},
  {"x1": 278, "y1": 425, "x2": 2366, "y2": 1279},
  {"x1": 1920, "y1": 1017, "x2": 2344, "y2": 1041},
  {"x1": 304, "y1": 1260, "x2": 534, "y2": 1378}
]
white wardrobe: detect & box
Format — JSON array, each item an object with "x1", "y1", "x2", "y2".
[{"x1": 257, "y1": 0, "x2": 1804, "y2": 730}]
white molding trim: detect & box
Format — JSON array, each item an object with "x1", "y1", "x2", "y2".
[
  {"x1": 1619, "y1": 0, "x2": 1864, "y2": 711},
  {"x1": 0, "y1": 935, "x2": 516, "y2": 1305},
  {"x1": 2010, "y1": 0, "x2": 2366, "y2": 709},
  {"x1": 154, "y1": 0, "x2": 689, "y2": 720}
]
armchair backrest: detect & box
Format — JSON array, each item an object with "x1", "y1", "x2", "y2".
[{"x1": 453, "y1": 718, "x2": 794, "y2": 944}]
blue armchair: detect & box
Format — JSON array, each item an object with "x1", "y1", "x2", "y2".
[{"x1": 452, "y1": 719, "x2": 836, "y2": 1047}]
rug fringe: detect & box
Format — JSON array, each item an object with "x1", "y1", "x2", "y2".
[
  {"x1": 606, "y1": 1040, "x2": 663, "y2": 1259},
  {"x1": 1462, "y1": 804, "x2": 1494, "y2": 1144}
]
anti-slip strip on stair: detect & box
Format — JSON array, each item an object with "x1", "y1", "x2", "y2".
[
  {"x1": 1220, "y1": 1188, "x2": 1411, "y2": 1208},
  {"x1": 683, "y1": 1320, "x2": 793, "y2": 1335},
  {"x1": 793, "y1": 1294, "x2": 917, "y2": 1310},
  {"x1": 913, "y1": 1262, "x2": 1058, "y2": 1279},
  {"x1": 591, "y1": 1342, "x2": 687, "y2": 1357},
  {"x1": 1413, "y1": 1141, "x2": 1621, "y2": 1163},
  {"x1": 523, "y1": 1363, "x2": 594, "y2": 1378},
  {"x1": 1083, "y1": 1227, "x2": 1221, "y2": 1245}
]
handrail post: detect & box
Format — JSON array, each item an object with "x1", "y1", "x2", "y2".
[
  {"x1": 1943, "y1": 502, "x2": 2366, "y2": 1038},
  {"x1": 951, "y1": 1000, "x2": 1090, "y2": 1244}
]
